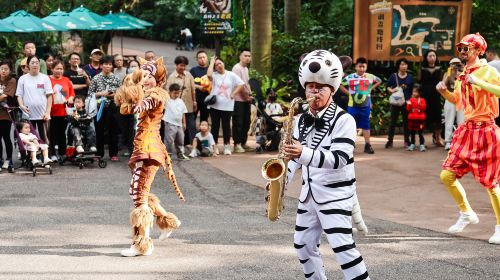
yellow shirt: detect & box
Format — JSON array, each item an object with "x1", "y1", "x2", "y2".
[
  {"x1": 166, "y1": 71, "x2": 196, "y2": 113},
  {"x1": 442, "y1": 62, "x2": 499, "y2": 122}
]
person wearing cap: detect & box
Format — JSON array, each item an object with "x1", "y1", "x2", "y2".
[
  {"x1": 441, "y1": 58, "x2": 465, "y2": 151},
  {"x1": 15, "y1": 42, "x2": 47, "y2": 77},
  {"x1": 283, "y1": 50, "x2": 370, "y2": 280},
  {"x1": 436, "y1": 33, "x2": 500, "y2": 244},
  {"x1": 17, "y1": 57, "x2": 29, "y2": 79},
  {"x1": 83, "y1": 49, "x2": 103, "y2": 80}
]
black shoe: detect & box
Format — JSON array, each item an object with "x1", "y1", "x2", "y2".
[
  {"x1": 385, "y1": 141, "x2": 393, "y2": 149},
  {"x1": 364, "y1": 143, "x2": 374, "y2": 154}
]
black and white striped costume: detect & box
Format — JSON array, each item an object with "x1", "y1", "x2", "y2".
[{"x1": 288, "y1": 101, "x2": 369, "y2": 280}]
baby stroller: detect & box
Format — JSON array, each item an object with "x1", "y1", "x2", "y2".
[
  {"x1": 175, "y1": 34, "x2": 187, "y2": 51},
  {"x1": 12, "y1": 110, "x2": 53, "y2": 177},
  {"x1": 254, "y1": 102, "x2": 285, "y2": 153},
  {"x1": 61, "y1": 106, "x2": 107, "y2": 169}
]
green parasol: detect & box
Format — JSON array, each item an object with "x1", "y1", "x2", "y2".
[
  {"x1": 3, "y1": 10, "x2": 67, "y2": 32},
  {"x1": 116, "y1": 10, "x2": 153, "y2": 27},
  {"x1": 43, "y1": 8, "x2": 95, "y2": 30}
]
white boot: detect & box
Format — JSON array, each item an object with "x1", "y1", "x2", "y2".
[
  {"x1": 121, "y1": 205, "x2": 154, "y2": 257},
  {"x1": 448, "y1": 211, "x2": 479, "y2": 233},
  {"x1": 352, "y1": 193, "x2": 368, "y2": 235},
  {"x1": 159, "y1": 221, "x2": 181, "y2": 241},
  {"x1": 488, "y1": 225, "x2": 500, "y2": 244}
]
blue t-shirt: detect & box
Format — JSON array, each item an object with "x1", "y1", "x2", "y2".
[
  {"x1": 342, "y1": 73, "x2": 381, "y2": 107},
  {"x1": 386, "y1": 73, "x2": 414, "y2": 100}
]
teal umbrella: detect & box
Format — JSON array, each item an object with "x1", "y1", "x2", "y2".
[
  {"x1": 102, "y1": 12, "x2": 145, "y2": 30},
  {"x1": 116, "y1": 10, "x2": 153, "y2": 27},
  {"x1": 3, "y1": 10, "x2": 67, "y2": 32},
  {"x1": 69, "y1": 5, "x2": 110, "y2": 30},
  {"x1": 43, "y1": 8, "x2": 94, "y2": 30},
  {"x1": 0, "y1": 19, "x2": 23, "y2": 32}
]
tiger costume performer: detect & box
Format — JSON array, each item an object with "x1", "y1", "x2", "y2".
[
  {"x1": 283, "y1": 50, "x2": 370, "y2": 280},
  {"x1": 115, "y1": 57, "x2": 185, "y2": 257}
]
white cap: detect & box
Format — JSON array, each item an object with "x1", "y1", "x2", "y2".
[
  {"x1": 90, "y1": 49, "x2": 103, "y2": 55},
  {"x1": 449, "y1": 58, "x2": 461, "y2": 65}
]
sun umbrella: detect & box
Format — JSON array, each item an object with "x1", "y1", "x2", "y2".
[
  {"x1": 3, "y1": 10, "x2": 67, "y2": 32},
  {"x1": 116, "y1": 10, "x2": 153, "y2": 27},
  {"x1": 69, "y1": 5, "x2": 110, "y2": 30},
  {"x1": 0, "y1": 19, "x2": 23, "y2": 32},
  {"x1": 43, "y1": 8, "x2": 94, "y2": 30},
  {"x1": 102, "y1": 12, "x2": 145, "y2": 30}
]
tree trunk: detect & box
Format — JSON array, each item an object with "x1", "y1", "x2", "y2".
[
  {"x1": 284, "y1": 0, "x2": 300, "y2": 36},
  {"x1": 250, "y1": 0, "x2": 272, "y2": 76}
]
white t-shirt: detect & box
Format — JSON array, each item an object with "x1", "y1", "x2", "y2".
[
  {"x1": 181, "y1": 28, "x2": 192, "y2": 37},
  {"x1": 163, "y1": 97, "x2": 188, "y2": 127},
  {"x1": 16, "y1": 73, "x2": 54, "y2": 120},
  {"x1": 208, "y1": 71, "x2": 244, "y2": 111},
  {"x1": 195, "y1": 132, "x2": 215, "y2": 151}
]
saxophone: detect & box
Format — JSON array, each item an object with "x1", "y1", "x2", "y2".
[{"x1": 261, "y1": 97, "x2": 313, "y2": 221}]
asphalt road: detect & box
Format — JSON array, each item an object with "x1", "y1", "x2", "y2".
[{"x1": 0, "y1": 158, "x2": 499, "y2": 280}]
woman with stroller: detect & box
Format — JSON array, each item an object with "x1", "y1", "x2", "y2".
[
  {"x1": 49, "y1": 59, "x2": 75, "y2": 161},
  {"x1": 16, "y1": 55, "x2": 53, "y2": 144},
  {"x1": 0, "y1": 60, "x2": 16, "y2": 172}
]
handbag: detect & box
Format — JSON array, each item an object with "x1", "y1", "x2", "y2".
[
  {"x1": 389, "y1": 73, "x2": 405, "y2": 107},
  {"x1": 204, "y1": 94, "x2": 217, "y2": 105}
]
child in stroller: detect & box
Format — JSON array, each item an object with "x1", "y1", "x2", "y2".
[
  {"x1": 255, "y1": 91, "x2": 285, "y2": 153},
  {"x1": 16, "y1": 120, "x2": 52, "y2": 165},
  {"x1": 64, "y1": 95, "x2": 106, "y2": 169}
]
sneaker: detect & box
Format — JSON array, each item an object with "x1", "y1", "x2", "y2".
[
  {"x1": 178, "y1": 153, "x2": 190, "y2": 160},
  {"x1": 76, "y1": 146, "x2": 84, "y2": 153},
  {"x1": 364, "y1": 143, "x2": 374, "y2": 154},
  {"x1": 448, "y1": 211, "x2": 479, "y2": 234},
  {"x1": 444, "y1": 143, "x2": 451, "y2": 151},
  {"x1": 385, "y1": 140, "x2": 393, "y2": 149},
  {"x1": 419, "y1": 144, "x2": 426, "y2": 152},
  {"x1": 43, "y1": 157, "x2": 53, "y2": 164},
  {"x1": 223, "y1": 145, "x2": 232, "y2": 155},
  {"x1": 407, "y1": 144, "x2": 415, "y2": 151},
  {"x1": 2, "y1": 161, "x2": 8, "y2": 169},
  {"x1": 234, "y1": 144, "x2": 245, "y2": 153},
  {"x1": 242, "y1": 144, "x2": 255, "y2": 152},
  {"x1": 488, "y1": 225, "x2": 500, "y2": 244},
  {"x1": 122, "y1": 152, "x2": 130, "y2": 157},
  {"x1": 120, "y1": 244, "x2": 153, "y2": 257},
  {"x1": 32, "y1": 159, "x2": 41, "y2": 165},
  {"x1": 110, "y1": 156, "x2": 119, "y2": 162},
  {"x1": 189, "y1": 149, "x2": 198, "y2": 158},
  {"x1": 50, "y1": 155, "x2": 58, "y2": 162},
  {"x1": 90, "y1": 146, "x2": 97, "y2": 152}
]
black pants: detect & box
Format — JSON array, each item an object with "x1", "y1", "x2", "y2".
[
  {"x1": 184, "y1": 112, "x2": 197, "y2": 146},
  {"x1": 0, "y1": 120, "x2": 13, "y2": 161},
  {"x1": 210, "y1": 108, "x2": 232, "y2": 144},
  {"x1": 30, "y1": 120, "x2": 48, "y2": 144},
  {"x1": 232, "y1": 101, "x2": 251, "y2": 145},
  {"x1": 387, "y1": 105, "x2": 409, "y2": 144},
  {"x1": 95, "y1": 104, "x2": 119, "y2": 157},
  {"x1": 410, "y1": 130, "x2": 425, "y2": 145},
  {"x1": 196, "y1": 92, "x2": 210, "y2": 122},
  {"x1": 49, "y1": 116, "x2": 68, "y2": 156},
  {"x1": 119, "y1": 114, "x2": 135, "y2": 153},
  {"x1": 160, "y1": 119, "x2": 165, "y2": 144}
]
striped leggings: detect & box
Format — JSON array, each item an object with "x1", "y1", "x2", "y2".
[
  {"x1": 295, "y1": 196, "x2": 369, "y2": 280},
  {"x1": 130, "y1": 160, "x2": 160, "y2": 208}
]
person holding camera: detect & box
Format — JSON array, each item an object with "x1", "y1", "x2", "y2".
[{"x1": 88, "y1": 55, "x2": 121, "y2": 161}]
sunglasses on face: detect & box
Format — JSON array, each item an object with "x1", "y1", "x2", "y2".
[{"x1": 457, "y1": 46, "x2": 470, "y2": 53}]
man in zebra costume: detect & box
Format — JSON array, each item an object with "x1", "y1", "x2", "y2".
[{"x1": 284, "y1": 50, "x2": 370, "y2": 280}]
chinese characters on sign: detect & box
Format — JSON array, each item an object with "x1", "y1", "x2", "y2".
[
  {"x1": 376, "y1": 14, "x2": 384, "y2": 51},
  {"x1": 199, "y1": 0, "x2": 233, "y2": 35}
]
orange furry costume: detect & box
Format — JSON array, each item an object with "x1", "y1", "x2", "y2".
[{"x1": 115, "y1": 57, "x2": 185, "y2": 257}]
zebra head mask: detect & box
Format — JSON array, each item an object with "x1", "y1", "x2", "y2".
[{"x1": 298, "y1": 50, "x2": 343, "y2": 92}]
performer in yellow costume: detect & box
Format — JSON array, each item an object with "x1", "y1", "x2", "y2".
[
  {"x1": 436, "y1": 33, "x2": 500, "y2": 244},
  {"x1": 115, "y1": 57, "x2": 185, "y2": 257}
]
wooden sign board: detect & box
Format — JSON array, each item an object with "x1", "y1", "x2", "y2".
[{"x1": 353, "y1": 0, "x2": 473, "y2": 62}]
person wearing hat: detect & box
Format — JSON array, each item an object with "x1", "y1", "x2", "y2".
[
  {"x1": 442, "y1": 57, "x2": 465, "y2": 151},
  {"x1": 83, "y1": 49, "x2": 103, "y2": 80},
  {"x1": 283, "y1": 50, "x2": 370, "y2": 280},
  {"x1": 15, "y1": 42, "x2": 47, "y2": 77},
  {"x1": 436, "y1": 33, "x2": 500, "y2": 244},
  {"x1": 115, "y1": 57, "x2": 184, "y2": 257}
]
